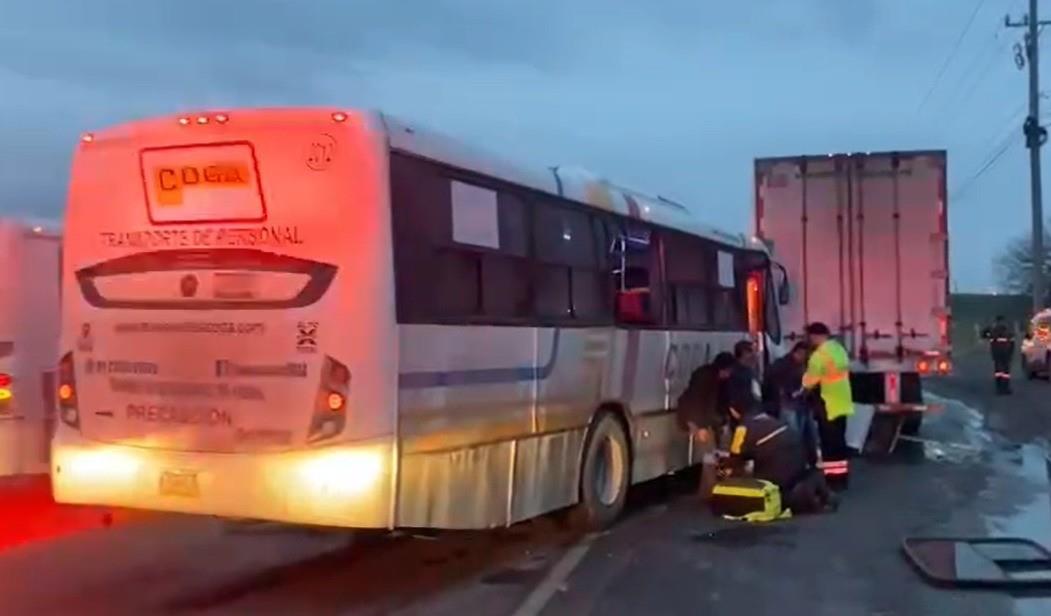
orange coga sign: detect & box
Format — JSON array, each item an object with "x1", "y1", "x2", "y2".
[
  {"x1": 141, "y1": 143, "x2": 265, "y2": 224},
  {"x1": 153, "y1": 163, "x2": 251, "y2": 207}
]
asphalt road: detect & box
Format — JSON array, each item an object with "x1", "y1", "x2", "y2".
[{"x1": 1, "y1": 351, "x2": 1049, "y2": 615}]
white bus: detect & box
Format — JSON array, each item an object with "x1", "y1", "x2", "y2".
[
  {"x1": 53, "y1": 109, "x2": 788, "y2": 530},
  {"x1": 0, "y1": 218, "x2": 62, "y2": 479}
]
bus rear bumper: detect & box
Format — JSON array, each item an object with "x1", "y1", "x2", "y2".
[{"x1": 50, "y1": 432, "x2": 394, "y2": 529}]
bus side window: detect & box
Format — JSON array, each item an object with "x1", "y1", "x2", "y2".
[
  {"x1": 533, "y1": 202, "x2": 610, "y2": 323},
  {"x1": 664, "y1": 231, "x2": 713, "y2": 330},
  {"x1": 710, "y1": 251, "x2": 747, "y2": 331},
  {"x1": 611, "y1": 224, "x2": 660, "y2": 325}
]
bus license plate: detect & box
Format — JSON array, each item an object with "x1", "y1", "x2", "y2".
[{"x1": 159, "y1": 471, "x2": 199, "y2": 497}]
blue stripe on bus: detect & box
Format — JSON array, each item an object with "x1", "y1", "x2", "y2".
[{"x1": 397, "y1": 329, "x2": 561, "y2": 389}]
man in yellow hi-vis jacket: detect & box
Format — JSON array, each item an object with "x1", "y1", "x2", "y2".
[{"x1": 801, "y1": 322, "x2": 855, "y2": 491}]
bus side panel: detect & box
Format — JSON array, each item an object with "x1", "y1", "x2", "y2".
[
  {"x1": 510, "y1": 428, "x2": 583, "y2": 524},
  {"x1": 396, "y1": 324, "x2": 535, "y2": 529}
]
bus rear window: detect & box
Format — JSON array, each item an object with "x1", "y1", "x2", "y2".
[
  {"x1": 75, "y1": 249, "x2": 336, "y2": 310},
  {"x1": 140, "y1": 142, "x2": 266, "y2": 225}
]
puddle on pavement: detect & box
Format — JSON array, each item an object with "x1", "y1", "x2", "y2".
[
  {"x1": 996, "y1": 445, "x2": 1051, "y2": 616},
  {"x1": 983, "y1": 444, "x2": 1051, "y2": 547},
  {"x1": 690, "y1": 524, "x2": 795, "y2": 548}
]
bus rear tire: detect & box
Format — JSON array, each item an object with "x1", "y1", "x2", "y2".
[{"x1": 570, "y1": 412, "x2": 630, "y2": 532}]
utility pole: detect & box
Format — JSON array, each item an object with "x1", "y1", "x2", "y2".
[{"x1": 1007, "y1": 1, "x2": 1051, "y2": 313}]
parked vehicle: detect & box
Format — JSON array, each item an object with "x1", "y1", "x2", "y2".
[
  {"x1": 0, "y1": 218, "x2": 62, "y2": 479},
  {"x1": 53, "y1": 108, "x2": 787, "y2": 530},
  {"x1": 754, "y1": 151, "x2": 949, "y2": 436},
  {"x1": 1021, "y1": 309, "x2": 1051, "y2": 380}
]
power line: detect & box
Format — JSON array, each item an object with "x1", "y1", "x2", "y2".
[
  {"x1": 941, "y1": 31, "x2": 1008, "y2": 122},
  {"x1": 976, "y1": 100, "x2": 1028, "y2": 153},
  {"x1": 917, "y1": 0, "x2": 991, "y2": 112},
  {"x1": 952, "y1": 132, "x2": 1017, "y2": 202}
]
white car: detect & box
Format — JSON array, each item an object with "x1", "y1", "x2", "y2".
[{"x1": 1021, "y1": 309, "x2": 1051, "y2": 380}]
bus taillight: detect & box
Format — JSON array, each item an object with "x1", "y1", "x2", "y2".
[
  {"x1": 0, "y1": 373, "x2": 11, "y2": 410},
  {"x1": 58, "y1": 352, "x2": 79, "y2": 429},
  {"x1": 746, "y1": 274, "x2": 762, "y2": 336},
  {"x1": 326, "y1": 392, "x2": 346, "y2": 412},
  {"x1": 309, "y1": 356, "x2": 351, "y2": 442}
]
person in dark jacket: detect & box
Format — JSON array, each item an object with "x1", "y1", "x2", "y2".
[
  {"x1": 676, "y1": 352, "x2": 736, "y2": 498},
  {"x1": 762, "y1": 342, "x2": 818, "y2": 466},
  {"x1": 676, "y1": 352, "x2": 736, "y2": 436},
  {"x1": 985, "y1": 315, "x2": 1015, "y2": 395},
  {"x1": 725, "y1": 391, "x2": 835, "y2": 514}
]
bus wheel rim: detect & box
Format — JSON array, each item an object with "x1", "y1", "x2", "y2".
[{"x1": 594, "y1": 434, "x2": 626, "y2": 506}]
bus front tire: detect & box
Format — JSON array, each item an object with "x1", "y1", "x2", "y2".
[{"x1": 571, "y1": 412, "x2": 630, "y2": 532}]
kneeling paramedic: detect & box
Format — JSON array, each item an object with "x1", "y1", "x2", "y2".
[{"x1": 725, "y1": 394, "x2": 835, "y2": 515}]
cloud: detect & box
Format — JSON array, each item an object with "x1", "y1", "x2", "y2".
[{"x1": 0, "y1": 0, "x2": 1031, "y2": 288}]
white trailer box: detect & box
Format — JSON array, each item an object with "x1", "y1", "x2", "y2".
[
  {"x1": 755, "y1": 151, "x2": 949, "y2": 433},
  {"x1": 0, "y1": 218, "x2": 61, "y2": 477}
]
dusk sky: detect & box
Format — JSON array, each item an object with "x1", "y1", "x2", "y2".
[{"x1": 0, "y1": 0, "x2": 1042, "y2": 291}]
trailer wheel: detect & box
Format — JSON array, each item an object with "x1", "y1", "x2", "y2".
[{"x1": 571, "y1": 412, "x2": 631, "y2": 531}]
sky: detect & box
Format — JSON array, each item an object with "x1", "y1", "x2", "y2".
[{"x1": 0, "y1": 0, "x2": 1043, "y2": 291}]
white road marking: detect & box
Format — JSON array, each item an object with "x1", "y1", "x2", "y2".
[{"x1": 511, "y1": 533, "x2": 596, "y2": 616}]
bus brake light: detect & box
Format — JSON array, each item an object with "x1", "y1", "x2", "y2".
[
  {"x1": 58, "y1": 384, "x2": 74, "y2": 402},
  {"x1": 309, "y1": 356, "x2": 351, "y2": 442},
  {"x1": 58, "y1": 353, "x2": 79, "y2": 429},
  {"x1": 0, "y1": 373, "x2": 11, "y2": 387},
  {"x1": 327, "y1": 392, "x2": 346, "y2": 412}
]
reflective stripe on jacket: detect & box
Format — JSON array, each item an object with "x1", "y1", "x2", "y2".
[{"x1": 802, "y1": 339, "x2": 854, "y2": 420}]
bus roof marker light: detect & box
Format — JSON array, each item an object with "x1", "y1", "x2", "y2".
[
  {"x1": 215, "y1": 113, "x2": 229, "y2": 124},
  {"x1": 331, "y1": 111, "x2": 348, "y2": 123},
  {"x1": 196, "y1": 116, "x2": 209, "y2": 125},
  {"x1": 178, "y1": 117, "x2": 191, "y2": 126},
  {"x1": 81, "y1": 133, "x2": 94, "y2": 143}
]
